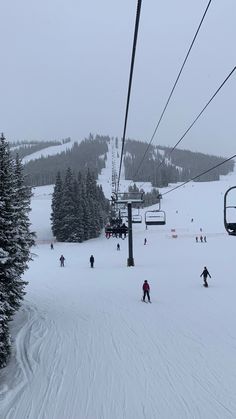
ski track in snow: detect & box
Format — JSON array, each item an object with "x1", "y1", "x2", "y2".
[
  {"x1": 1, "y1": 145, "x2": 236, "y2": 418},
  {"x1": 1, "y1": 234, "x2": 236, "y2": 419}
]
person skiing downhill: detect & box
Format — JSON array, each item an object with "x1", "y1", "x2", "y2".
[
  {"x1": 142, "y1": 280, "x2": 151, "y2": 302},
  {"x1": 117, "y1": 243, "x2": 120, "y2": 251},
  {"x1": 90, "y1": 255, "x2": 94, "y2": 268},
  {"x1": 200, "y1": 266, "x2": 211, "y2": 287},
  {"x1": 59, "y1": 255, "x2": 65, "y2": 267}
]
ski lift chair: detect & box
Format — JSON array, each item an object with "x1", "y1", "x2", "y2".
[
  {"x1": 132, "y1": 214, "x2": 142, "y2": 224},
  {"x1": 224, "y1": 186, "x2": 236, "y2": 236},
  {"x1": 145, "y1": 210, "x2": 166, "y2": 226}
]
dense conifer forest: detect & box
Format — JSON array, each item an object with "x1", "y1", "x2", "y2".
[
  {"x1": 10, "y1": 139, "x2": 69, "y2": 160},
  {"x1": 20, "y1": 135, "x2": 234, "y2": 189},
  {"x1": 123, "y1": 139, "x2": 234, "y2": 187},
  {"x1": 24, "y1": 135, "x2": 109, "y2": 186}
]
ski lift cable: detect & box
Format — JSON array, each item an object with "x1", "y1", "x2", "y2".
[
  {"x1": 161, "y1": 154, "x2": 236, "y2": 196},
  {"x1": 130, "y1": 0, "x2": 213, "y2": 185},
  {"x1": 137, "y1": 65, "x2": 236, "y2": 191},
  {"x1": 116, "y1": 0, "x2": 142, "y2": 194},
  {"x1": 155, "y1": 66, "x2": 236, "y2": 171}
]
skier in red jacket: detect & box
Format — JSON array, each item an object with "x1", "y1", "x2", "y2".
[{"x1": 142, "y1": 280, "x2": 151, "y2": 303}]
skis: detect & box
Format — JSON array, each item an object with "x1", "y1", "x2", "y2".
[{"x1": 141, "y1": 300, "x2": 152, "y2": 304}]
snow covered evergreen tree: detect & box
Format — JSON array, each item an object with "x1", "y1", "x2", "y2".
[
  {"x1": 0, "y1": 134, "x2": 22, "y2": 317},
  {"x1": 13, "y1": 154, "x2": 35, "y2": 276},
  {"x1": 81, "y1": 177, "x2": 91, "y2": 241},
  {"x1": 86, "y1": 170, "x2": 104, "y2": 238},
  {"x1": 0, "y1": 134, "x2": 34, "y2": 368},
  {"x1": 51, "y1": 171, "x2": 63, "y2": 239},
  {"x1": 51, "y1": 168, "x2": 109, "y2": 242},
  {"x1": 76, "y1": 172, "x2": 85, "y2": 242},
  {"x1": 0, "y1": 299, "x2": 11, "y2": 368},
  {"x1": 58, "y1": 168, "x2": 78, "y2": 242}
]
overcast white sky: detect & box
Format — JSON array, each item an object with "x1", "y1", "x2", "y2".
[{"x1": 0, "y1": 0, "x2": 235, "y2": 156}]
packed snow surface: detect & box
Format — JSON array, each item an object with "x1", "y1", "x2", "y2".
[
  {"x1": 1, "y1": 158, "x2": 236, "y2": 418},
  {"x1": 22, "y1": 139, "x2": 76, "y2": 164}
]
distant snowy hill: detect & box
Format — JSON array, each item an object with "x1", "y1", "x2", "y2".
[
  {"x1": 9, "y1": 138, "x2": 75, "y2": 162},
  {"x1": 10, "y1": 135, "x2": 234, "y2": 189},
  {"x1": 22, "y1": 140, "x2": 76, "y2": 164}
]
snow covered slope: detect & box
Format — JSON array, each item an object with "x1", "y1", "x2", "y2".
[
  {"x1": 1, "y1": 163, "x2": 236, "y2": 418},
  {"x1": 21, "y1": 140, "x2": 76, "y2": 164}
]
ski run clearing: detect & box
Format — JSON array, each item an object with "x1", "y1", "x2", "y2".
[{"x1": 1, "y1": 155, "x2": 236, "y2": 418}]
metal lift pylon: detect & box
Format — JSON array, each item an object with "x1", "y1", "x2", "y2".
[{"x1": 112, "y1": 192, "x2": 144, "y2": 266}]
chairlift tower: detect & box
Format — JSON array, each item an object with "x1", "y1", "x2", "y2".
[{"x1": 112, "y1": 192, "x2": 144, "y2": 266}]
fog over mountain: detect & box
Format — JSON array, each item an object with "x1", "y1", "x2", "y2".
[{"x1": 1, "y1": 0, "x2": 235, "y2": 156}]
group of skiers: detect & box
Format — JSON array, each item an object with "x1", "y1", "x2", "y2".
[
  {"x1": 116, "y1": 239, "x2": 147, "y2": 249},
  {"x1": 59, "y1": 254, "x2": 95, "y2": 268},
  {"x1": 57, "y1": 243, "x2": 212, "y2": 303},
  {"x1": 196, "y1": 235, "x2": 207, "y2": 243},
  {"x1": 141, "y1": 266, "x2": 212, "y2": 303}
]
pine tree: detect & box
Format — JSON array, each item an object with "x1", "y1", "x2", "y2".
[
  {"x1": 51, "y1": 168, "x2": 109, "y2": 243},
  {"x1": 86, "y1": 170, "x2": 98, "y2": 238},
  {"x1": 81, "y1": 178, "x2": 91, "y2": 241},
  {"x1": 13, "y1": 154, "x2": 35, "y2": 276},
  {"x1": 51, "y1": 171, "x2": 63, "y2": 239},
  {"x1": 0, "y1": 133, "x2": 22, "y2": 317},
  {"x1": 0, "y1": 134, "x2": 34, "y2": 368},
  {"x1": 0, "y1": 300, "x2": 11, "y2": 368},
  {"x1": 76, "y1": 172, "x2": 85, "y2": 242},
  {"x1": 59, "y1": 168, "x2": 78, "y2": 241}
]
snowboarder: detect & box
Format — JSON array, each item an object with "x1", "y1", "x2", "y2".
[
  {"x1": 90, "y1": 255, "x2": 94, "y2": 268},
  {"x1": 144, "y1": 238, "x2": 147, "y2": 245},
  {"x1": 117, "y1": 243, "x2": 120, "y2": 251},
  {"x1": 50, "y1": 243, "x2": 54, "y2": 250},
  {"x1": 59, "y1": 255, "x2": 65, "y2": 267},
  {"x1": 200, "y1": 266, "x2": 211, "y2": 287},
  {"x1": 142, "y1": 280, "x2": 151, "y2": 302}
]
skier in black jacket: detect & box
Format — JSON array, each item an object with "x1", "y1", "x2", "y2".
[
  {"x1": 200, "y1": 266, "x2": 211, "y2": 287},
  {"x1": 90, "y1": 255, "x2": 95, "y2": 268},
  {"x1": 59, "y1": 255, "x2": 65, "y2": 267}
]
